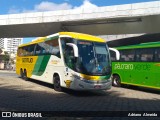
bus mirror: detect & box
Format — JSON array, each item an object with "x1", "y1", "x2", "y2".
[
  {"x1": 66, "y1": 43, "x2": 79, "y2": 57},
  {"x1": 109, "y1": 48, "x2": 120, "y2": 60}
]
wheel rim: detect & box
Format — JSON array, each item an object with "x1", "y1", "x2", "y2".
[
  {"x1": 24, "y1": 71, "x2": 28, "y2": 80},
  {"x1": 113, "y1": 76, "x2": 120, "y2": 86},
  {"x1": 54, "y1": 77, "x2": 60, "y2": 89},
  {"x1": 20, "y1": 70, "x2": 23, "y2": 78},
  {"x1": 113, "y1": 78, "x2": 118, "y2": 86}
]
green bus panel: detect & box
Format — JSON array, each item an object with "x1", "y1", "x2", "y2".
[{"x1": 112, "y1": 62, "x2": 160, "y2": 89}]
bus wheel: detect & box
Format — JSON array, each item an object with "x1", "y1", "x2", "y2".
[
  {"x1": 112, "y1": 75, "x2": 121, "y2": 87},
  {"x1": 53, "y1": 75, "x2": 62, "y2": 92},
  {"x1": 20, "y1": 69, "x2": 24, "y2": 79},
  {"x1": 23, "y1": 70, "x2": 28, "y2": 81}
]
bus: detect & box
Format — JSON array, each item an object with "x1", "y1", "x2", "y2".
[
  {"x1": 110, "y1": 41, "x2": 160, "y2": 90},
  {"x1": 16, "y1": 32, "x2": 119, "y2": 91}
]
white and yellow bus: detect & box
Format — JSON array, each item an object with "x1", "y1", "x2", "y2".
[{"x1": 16, "y1": 32, "x2": 119, "y2": 91}]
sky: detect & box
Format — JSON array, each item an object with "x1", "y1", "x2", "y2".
[{"x1": 0, "y1": 0, "x2": 157, "y2": 43}]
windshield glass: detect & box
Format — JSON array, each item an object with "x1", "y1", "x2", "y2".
[{"x1": 61, "y1": 37, "x2": 111, "y2": 76}]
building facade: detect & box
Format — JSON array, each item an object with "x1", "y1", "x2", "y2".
[{"x1": 0, "y1": 38, "x2": 23, "y2": 54}]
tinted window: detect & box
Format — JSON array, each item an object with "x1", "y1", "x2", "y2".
[
  {"x1": 17, "y1": 47, "x2": 23, "y2": 56},
  {"x1": 17, "y1": 44, "x2": 35, "y2": 56},
  {"x1": 39, "y1": 42, "x2": 47, "y2": 54},
  {"x1": 155, "y1": 48, "x2": 160, "y2": 62},
  {"x1": 61, "y1": 38, "x2": 75, "y2": 69},
  {"x1": 45, "y1": 39, "x2": 60, "y2": 58},
  {"x1": 34, "y1": 39, "x2": 60, "y2": 57},
  {"x1": 120, "y1": 49, "x2": 135, "y2": 62},
  {"x1": 23, "y1": 47, "x2": 29, "y2": 56},
  {"x1": 110, "y1": 50, "x2": 116, "y2": 61},
  {"x1": 136, "y1": 48, "x2": 154, "y2": 62},
  {"x1": 35, "y1": 44, "x2": 42, "y2": 55},
  {"x1": 27, "y1": 44, "x2": 35, "y2": 56}
]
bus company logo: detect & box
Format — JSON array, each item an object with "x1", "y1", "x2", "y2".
[
  {"x1": 22, "y1": 58, "x2": 33, "y2": 63},
  {"x1": 114, "y1": 63, "x2": 151, "y2": 71},
  {"x1": 134, "y1": 64, "x2": 151, "y2": 71},
  {"x1": 114, "y1": 63, "x2": 133, "y2": 70},
  {"x1": 51, "y1": 60, "x2": 59, "y2": 64}
]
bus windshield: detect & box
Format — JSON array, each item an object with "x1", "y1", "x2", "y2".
[{"x1": 61, "y1": 38, "x2": 111, "y2": 76}]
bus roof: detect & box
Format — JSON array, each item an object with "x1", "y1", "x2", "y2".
[
  {"x1": 19, "y1": 32, "x2": 106, "y2": 47},
  {"x1": 59, "y1": 32, "x2": 106, "y2": 43},
  {"x1": 19, "y1": 37, "x2": 47, "y2": 47},
  {"x1": 116, "y1": 41, "x2": 160, "y2": 50},
  {"x1": 107, "y1": 33, "x2": 160, "y2": 48}
]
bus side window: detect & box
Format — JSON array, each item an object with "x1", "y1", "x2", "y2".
[
  {"x1": 39, "y1": 42, "x2": 51, "y2": 55},
  {"x1": 35, "y1": 44, "x2": 42, "y2": 55},
  {"x1": 155, "y1": 48, "x2": 160, "y2": 62},
  {"x1": 20, "y1": 47, "x2": 24, "y2": 56},
  {"x1": 21, "y1": 48, "x2": 24, "y2": 56},
  {"x1": 17, "y1": 48, "x2": 22, "y2": 56},
  {"x1": 42, "y1": 49, "x2": 46, "y2": 54},
  {"x1": 41, "y1": 44, "x2": 47, "y2": 54},
  {"x1": 28, "y1": 44, "x2": 36, "y2": 56},
  {"x1": 110, "y1": 50, "x2": 117, "y2": 61},
  {"x1": 120, "y1": 49, "x2": 135, "y2": 62},
  {"x1": 45, "y1": 38, "x2": 60, "y2": 58},
  {"x1": 23, "y1": 47, "x2": 29, "y2": 56},
  {"x1": 136, "y1": 48, "x2": 154, "y2": 62}
]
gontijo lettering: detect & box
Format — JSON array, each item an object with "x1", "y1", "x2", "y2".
[{"x1": 22, "y1": 58, "x2": 33, "y2": 63}]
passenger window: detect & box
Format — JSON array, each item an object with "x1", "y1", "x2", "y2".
[
  {"x1": 155, "y1": 48, "x2": 160, "y2": 62},
  {"x1": 27, "y1": 44, "x2": 36, "y2": 56},
  {"x1": 23, "y1": 47, "x2": 29, "y2": 56},
  {"x1": 120, "y1": 49, "x2": 135, "y2": 62},
  {"x1": 136, "y1": 48, "x2": 154, "y2": 62},
  {"x1": 17, "y1": 48, "x2": 23, "y2": 56},
  {"x1": 41, "y1": 42, "x2": 50, "y2": 54},
  {"x1": 35, "y1": 44, "x2": 42, "y2": 55},
  {"x1": 110, "y1": 50, "x2": 116, "y2": 61},
  {"x1": 34, "y1": 39, "x2": 60, "y2": 57},
  {"x1": 45, "y1": 39, "x2": 60, "y2": 58}
]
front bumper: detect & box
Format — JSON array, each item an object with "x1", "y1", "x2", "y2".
[{"x1": 71, "y1": 78, "x2": 112, "y2": 90}]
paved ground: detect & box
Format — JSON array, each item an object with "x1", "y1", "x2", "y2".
[{"x1": 0, "y1": 70, "x2": 160, "y2": 119}]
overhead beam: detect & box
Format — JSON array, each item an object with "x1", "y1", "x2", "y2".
[{"x1": 0, "y1": 1, "x2": 160, "y2": 37}]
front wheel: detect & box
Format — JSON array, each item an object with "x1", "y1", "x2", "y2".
[
  {"x1": 112, "y1": 75, "x2": 121, "y2": 87},
  {"x1": 53, "y1": 75, "x2": 62, "y2": 92}
]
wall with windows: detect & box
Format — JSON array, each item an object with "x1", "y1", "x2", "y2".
[{"x1": 0, "y1": 38, "x2": 23, "y2": 54}]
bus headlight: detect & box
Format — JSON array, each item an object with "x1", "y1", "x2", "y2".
[
  {"x1": 72, "y1": 74, "x2": 93, "y2": 83},
  {"x1": 72, "y1": 74, "x2": 110, "y2": 84}
]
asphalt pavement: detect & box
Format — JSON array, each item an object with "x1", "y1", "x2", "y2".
[{"x1": 0, "y1": 70, "x2": 159, "y2": 120}]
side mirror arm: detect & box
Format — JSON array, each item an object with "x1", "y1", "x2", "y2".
[
  {"x1": 109, "y1": 48, "x2": 120, "y2": 60},
  {"x1": 66, "y1": 43, "x2": 79, "y2": 57}
]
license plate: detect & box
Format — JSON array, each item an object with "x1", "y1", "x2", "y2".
[{"x1": 94, "y1": 85, "x2": 101, "y2": 89}]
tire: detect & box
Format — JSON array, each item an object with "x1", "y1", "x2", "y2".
[
  {"x1": 20, "y1": 69, "x2": 24, "y2": 79},
  {"x1": 23, "y1": 70, "x2": 28, "y2": 81},
  {"x1": 112, "y1": 75, "x2": 121, "y2": 87},
  {"x1": 53, "y1": 75, "x2": 62, "y2": 92}
]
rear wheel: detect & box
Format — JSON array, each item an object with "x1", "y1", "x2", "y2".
[
  {"x1": 53, "y1": 75, "x2": 62, "y2": 92},
  {"x1": 23, "y1": 70, "x2": 28, "y2": 81},
  {"x1": 112, "y1": 75, "x2": 121, "y2": 87},
  {"x1": 20, "y1": 69, "x2": 24, "y2": 79}
]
